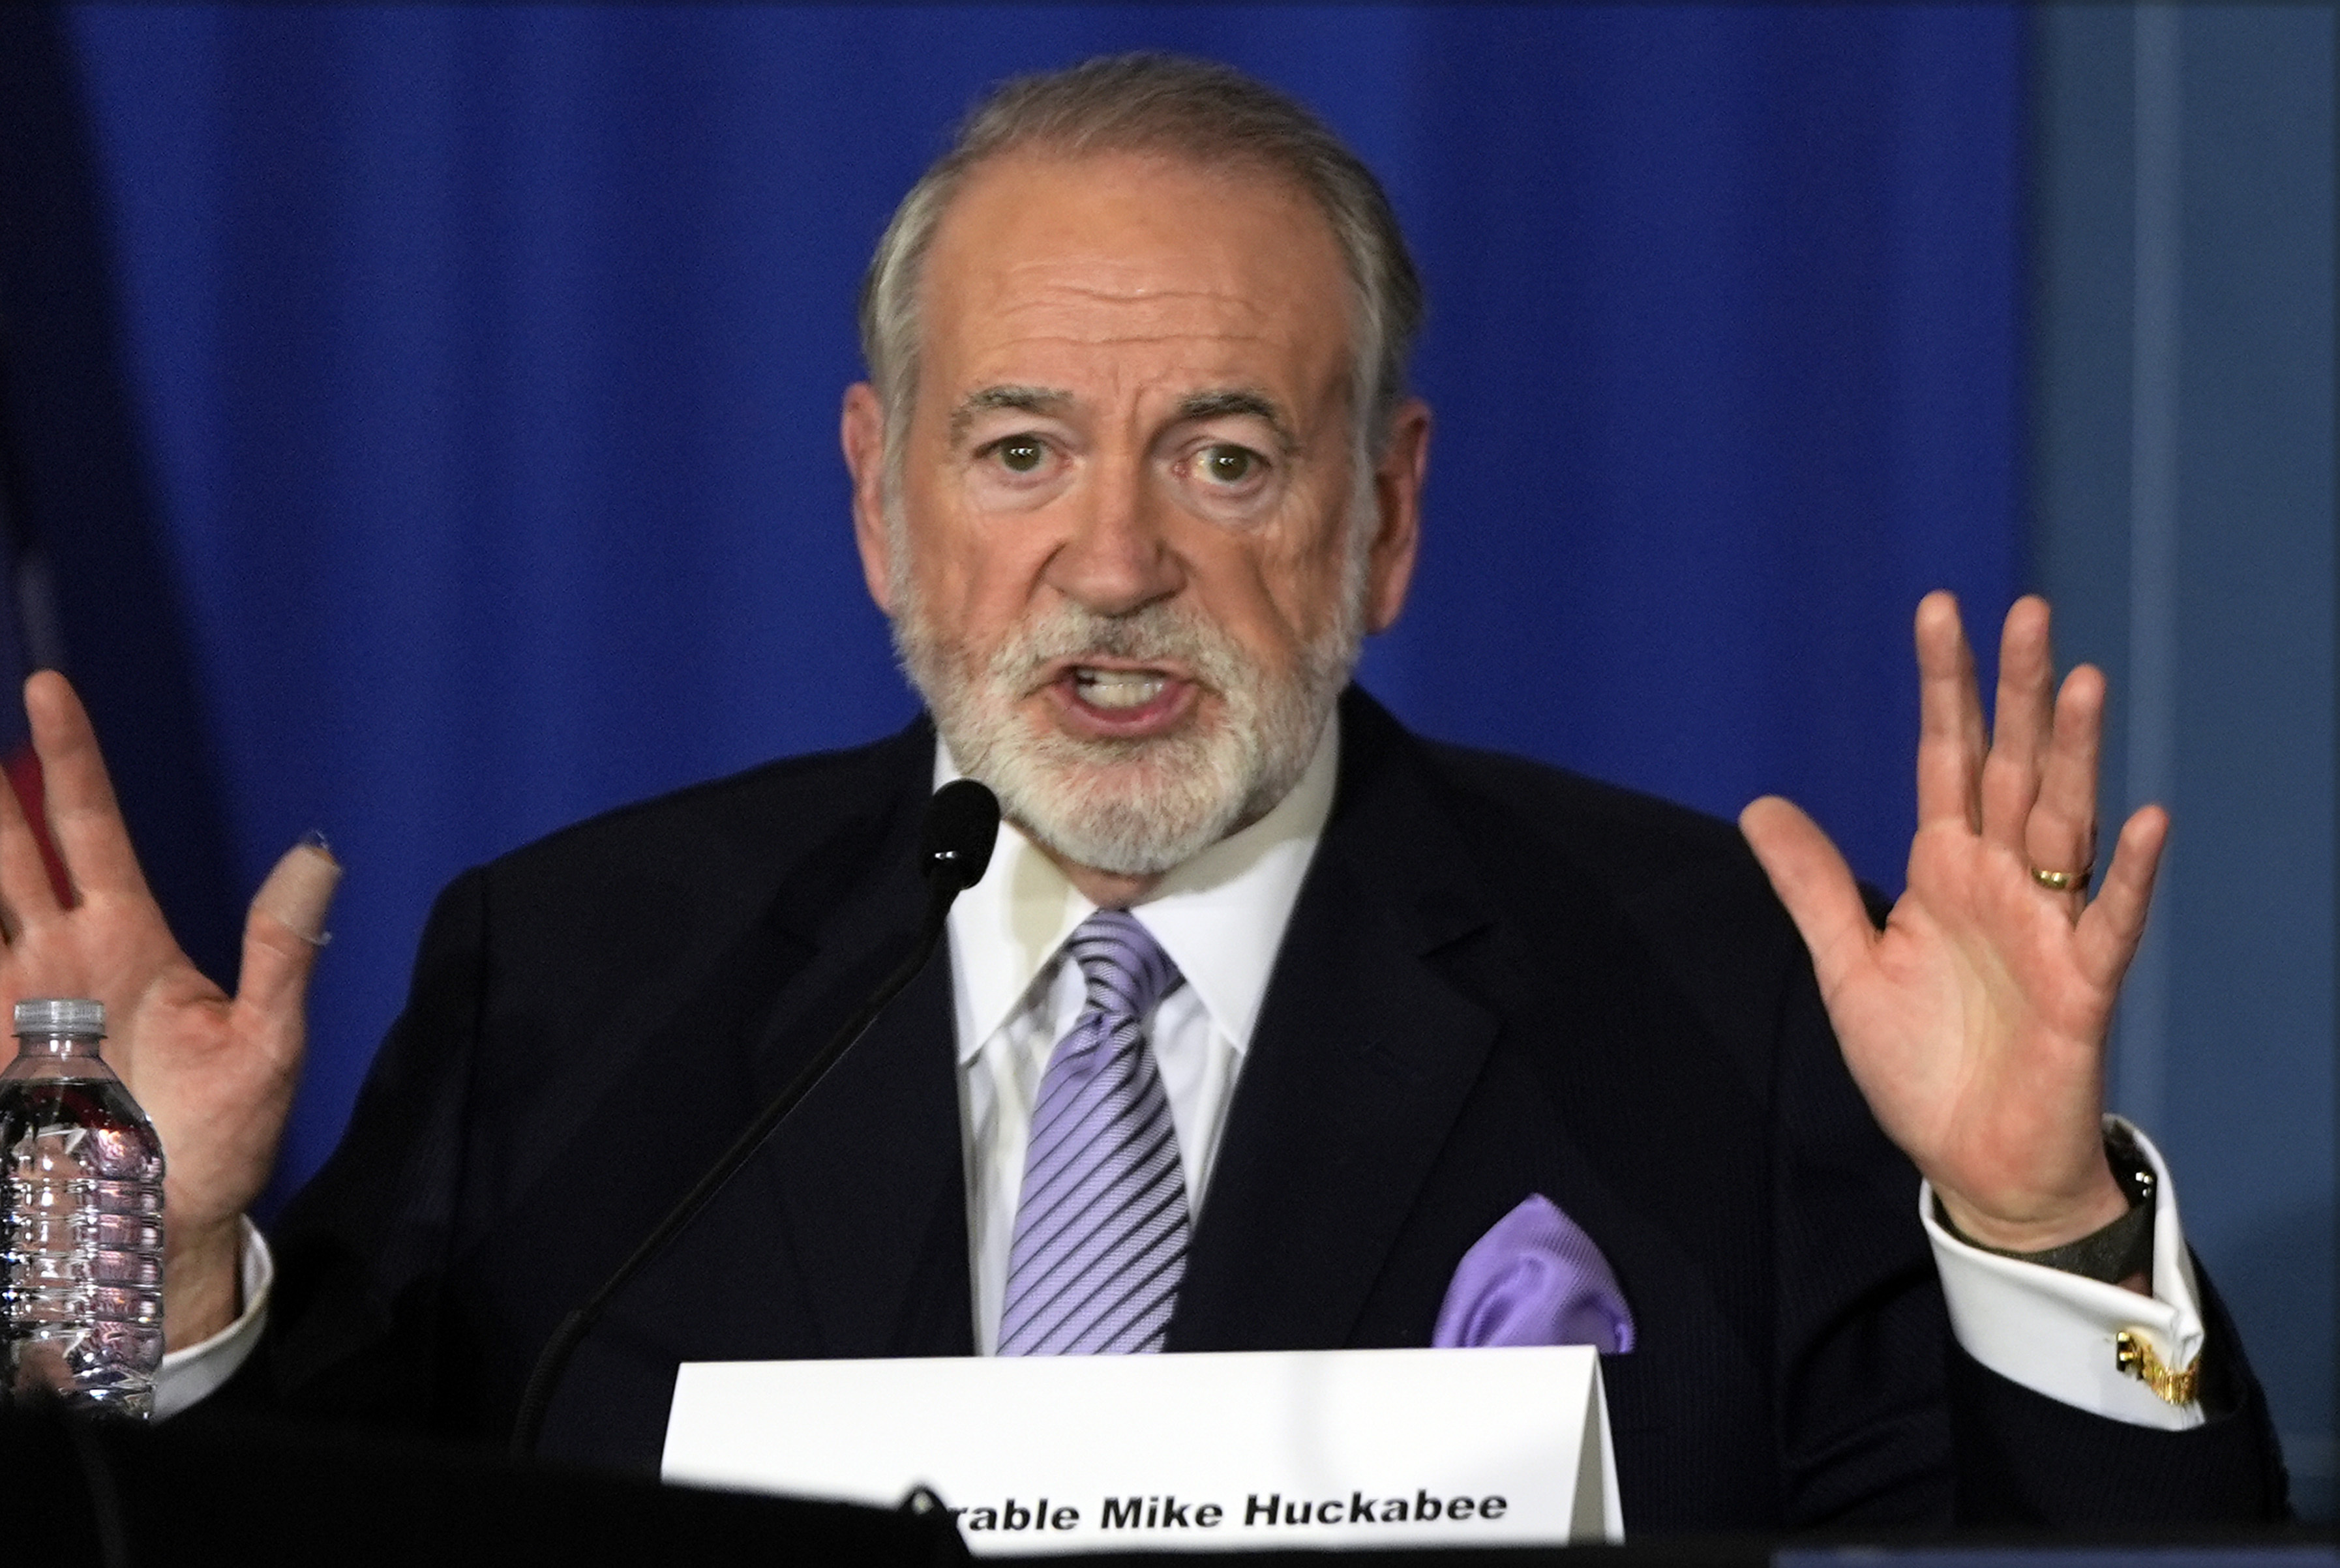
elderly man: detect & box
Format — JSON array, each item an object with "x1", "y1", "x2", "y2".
[{"x1": 1, "y1": 55, "x2": 2281, "y2": 1528}]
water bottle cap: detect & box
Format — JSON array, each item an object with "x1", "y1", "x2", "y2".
[{"x1": 13, "y1": 998, "x2": 106, "y2": 1037}]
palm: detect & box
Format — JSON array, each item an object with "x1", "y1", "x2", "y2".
[
  {"x1": 0, "y1": 673, "x2": 336, "y2": 1336},
  {"x1": 7, "y1": 894, "x2": 250, "y2": 1235},
  {"x1": 1743, "y1": 595, "x2": 2161, "y2": 1247}
]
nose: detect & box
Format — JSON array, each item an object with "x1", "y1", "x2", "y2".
[{"x1": 1043, "y1": 459, "x2": 1184, "y2": 616}]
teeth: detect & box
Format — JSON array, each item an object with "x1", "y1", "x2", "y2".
[{"x1": 1074, "y1": 668, "x2": 1167, "y2": 710}]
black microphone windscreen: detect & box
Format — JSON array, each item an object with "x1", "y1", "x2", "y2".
[{"x1": 922, "y1": 779, "x2": 1001, "y2": 893}]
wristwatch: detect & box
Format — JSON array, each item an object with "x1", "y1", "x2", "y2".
[{"x1": 1934, "y1": 1122, "x2": 2155, "y2": 1284}]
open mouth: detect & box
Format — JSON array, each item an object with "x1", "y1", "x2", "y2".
[
  {"x1": 1073, "y1": 668, "x2": 1167, "y2": 709},
  {"x1": 1047, "y1": 662, "x2": 1196, "y2": 735}
]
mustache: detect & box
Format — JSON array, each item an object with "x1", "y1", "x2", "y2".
[{"x1": 986, "y1": 602, "x2": 1250, "y2": 692}]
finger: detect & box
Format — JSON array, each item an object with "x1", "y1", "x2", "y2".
[
  {"x1": 2075, "y1": 805, "x2": 2167, "y2": 989},
  {"x1": 1979, "y1": 596, "x2": 2054, "y2": 851},
  {"x1": 234, "y1": 840, "x2": 342, "y2": 1052},
  {"x1": 2027, "y1": 663, "x2": 2105, "y2": 894},
  {"x1": 1739, "y1": 795, "x2": 1878, "y2": 1001},
  {"x1": 23, "y1": 670, "x2": 151, "y2": 904},
  {"x1": 1914, "y1": 591, "x2": 1986, "y2": 833},
  {"x1": 0, "y1": 734, "x2": 62, "y2": 936}
]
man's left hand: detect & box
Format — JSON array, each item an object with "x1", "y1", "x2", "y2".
[{"x1": 1741, "y1": 592, "x2": 2161, "y2": 1269}]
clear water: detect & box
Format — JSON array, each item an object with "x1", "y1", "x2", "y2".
[{"x1": 0, "y1": 1078, "x2": 165, "y2": 1417}]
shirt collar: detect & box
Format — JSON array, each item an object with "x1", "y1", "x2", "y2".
[{"x1": 938, "y1": 709, "x2": 1340, "y2": 1062}]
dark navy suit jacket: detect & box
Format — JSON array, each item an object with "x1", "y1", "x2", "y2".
[{"x1": 233, "y1": 689, "x2": 2286, "y2": 1530}]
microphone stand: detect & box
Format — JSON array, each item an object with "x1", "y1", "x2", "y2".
[{"x1": 509, "y1": 781, "x2": 998, "y2": 1460}]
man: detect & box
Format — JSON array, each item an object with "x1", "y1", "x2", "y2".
[{"x1": 0, "y1": 55, "x2": 2283, "y2": 1527}]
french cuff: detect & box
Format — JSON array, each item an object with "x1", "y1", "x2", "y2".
[
  {"x1": 154, "y1": 1216, "x2": 275, "y2": 1421},
  {"x1": 1921, "y1": 1117, "x2": 2205, "y2": 1432}
]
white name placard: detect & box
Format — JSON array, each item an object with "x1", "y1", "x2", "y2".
[{"x1": 663, "y1": 1345, "x2": 1620, "y2": 1553}]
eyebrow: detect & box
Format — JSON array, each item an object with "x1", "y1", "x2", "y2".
[
  {"x1": 943, "y1": 383, "x2": 1301, "y2": 452},
  {"x1": 1177, "y1": 389, "x2": 1297, "y2": 452},
  {"x1": 948, "y1": 385, "x2": 1071, "y2": 447}
]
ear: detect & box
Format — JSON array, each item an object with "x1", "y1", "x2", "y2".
[
  {"x1": 1362, "y1": 396, "x2": 1431, "y2": 635},
  {"x1": 841, "y1": 381, "x2": 895, "y2": 614}
]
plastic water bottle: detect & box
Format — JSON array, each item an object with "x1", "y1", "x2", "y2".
[{"x1": 0, "y1": 999, "x2": 165, "y2": 1417}]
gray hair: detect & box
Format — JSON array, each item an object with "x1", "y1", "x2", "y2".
[{"x1": 856, "y1": 53, "x2": 1425, "y2": 462}]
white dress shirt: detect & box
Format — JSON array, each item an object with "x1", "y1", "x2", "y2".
[
  {"x1": 942, "y1": 713, "x2": 1338, "y2": 1355},
  {"x1": 161, "y1": 707, "x2": 2207, "y2": 1431}
]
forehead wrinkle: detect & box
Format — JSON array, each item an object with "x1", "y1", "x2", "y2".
[
  {"x1": 983, "y1": 312, "x2": 1282, "y2": 357},
  {"x1": 1029, "y1": 283, "x2": 1282, "y2": 314},
  {"x1": 986, "y1": 273, "x2": 1284, "y2": 334},
  {"x1": 993, "y1": 259, "x2": 1280, "y2": 304}
]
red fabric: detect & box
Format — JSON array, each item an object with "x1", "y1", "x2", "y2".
[{"x1": 4, "y1": 745, "x2": 76, "y2": 906}]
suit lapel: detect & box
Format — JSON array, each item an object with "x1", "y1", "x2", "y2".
[
  {"x1": 648, "y1": 722, "x2": 974, "y2": 1363},
  {"x1": 760, "y1": 933, "x2": 974, "y2": 1358},
  {"x1": 1169, "y1": 692, "x2": 1499, "y2": 1352}
]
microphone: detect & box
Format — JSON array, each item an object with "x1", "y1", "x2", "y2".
[
  {"x1": 921, "y1": 777, "x2": 1001, "y2": 896},
  {"x1": 510, "y1": 779, "x2": 1002, "y2": 1459}
]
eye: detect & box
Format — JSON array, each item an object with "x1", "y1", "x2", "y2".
[
  {"x1": 993, "y1": 436, "x2": 1047, "y2": 474},
  {"x1": 1198, "y1": 445, "x2": 1259, "y2": 485}
]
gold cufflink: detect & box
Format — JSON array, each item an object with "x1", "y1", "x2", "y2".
[{"x1": 2114, "y1": 1329, "x2": 2200, "y2": 1406}]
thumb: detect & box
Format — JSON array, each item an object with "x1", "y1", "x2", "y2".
[
  {"x1": 238, "y1": 836, "x2": 342, "y2": 1023},
  {"x1": 1739, "y1": 795, "x2": 1875, "y2": 998}
]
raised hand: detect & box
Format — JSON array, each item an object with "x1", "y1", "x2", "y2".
[
  {"x1": 0, "y1": 672, "x2": 339, "y2": 1347},
  {"x1": 1740, "y1": 593, "x2": 2161, "y2": 1265}
]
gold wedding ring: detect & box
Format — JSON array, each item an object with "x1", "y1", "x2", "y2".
[{"x1": 2030, "y1": 865, "x2": 2092, "y2": 894}]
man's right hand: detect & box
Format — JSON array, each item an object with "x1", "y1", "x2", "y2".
[{"x1": 0, "y1": 671, "x2": 339, "y2": 1350}]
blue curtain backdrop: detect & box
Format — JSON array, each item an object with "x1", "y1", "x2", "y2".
[{"x1": 52, "y1": 6, "x2": 2022, "y2": 1201}]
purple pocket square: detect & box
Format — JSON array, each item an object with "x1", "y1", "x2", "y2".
[{"x1": 1432, "y1": 1194, "x2": 1636, "y2": 1354}]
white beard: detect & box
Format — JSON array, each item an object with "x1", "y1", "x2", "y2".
[{"x1": 888, "y1": 542, "x2": 1364, "y2": 879}]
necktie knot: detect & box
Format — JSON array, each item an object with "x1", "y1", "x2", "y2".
[{"x1": 1067, "y1": 910, "x2": 1181, "y2": 1027}]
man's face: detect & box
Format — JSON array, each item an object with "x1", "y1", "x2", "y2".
[{"x1": 845, "y1": 151, "x2": 1426, "y2": 881}]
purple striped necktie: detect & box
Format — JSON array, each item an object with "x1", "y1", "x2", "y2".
[{"x1": 998, "y1": 910, "x2": 1188, "y2": 1355}]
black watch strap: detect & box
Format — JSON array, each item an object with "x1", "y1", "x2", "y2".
[{"x1": 1936, "y1": 1124, "x2": 2157, "y2": 1284}]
